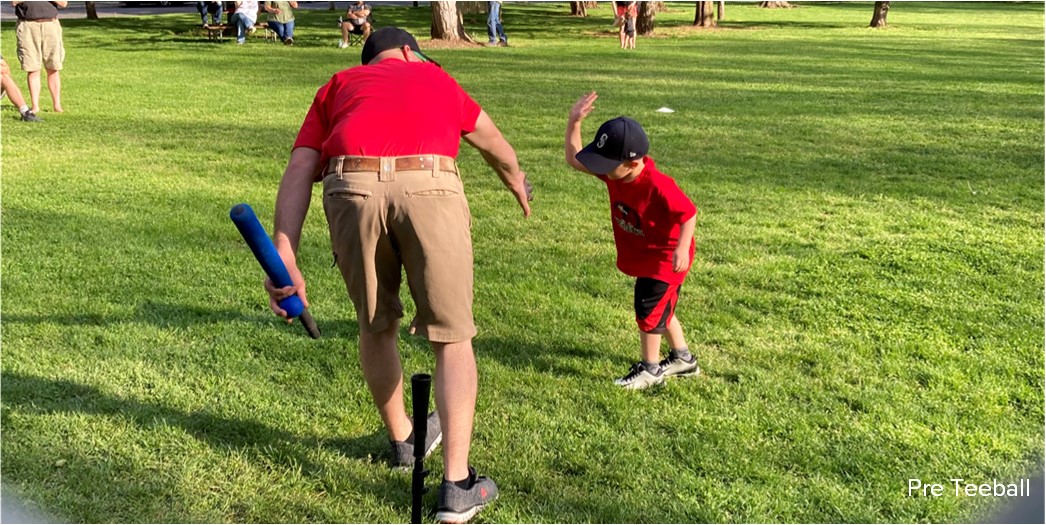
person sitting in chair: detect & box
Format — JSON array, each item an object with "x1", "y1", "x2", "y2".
[{"x1": 338, "y1": 1, "x2": 371, "y2": 49}]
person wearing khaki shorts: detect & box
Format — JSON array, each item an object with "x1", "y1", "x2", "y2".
[
  {"x1": 13, "y1": 1, "x2": 67, "y2": 114},
  {"x1": 323, "y1": 157, "x2": 477, "y2": 343},
  {"x1": 265, "y1": 28, "x2": 531, "y2": 523}
]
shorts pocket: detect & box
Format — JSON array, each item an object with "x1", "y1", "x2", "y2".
[
  {"x1": 408, "y1": 188, "x2": 460, "y2": 198},
  {"x1": 326, "y1": 187, "x2": 372, "y2": 200}
]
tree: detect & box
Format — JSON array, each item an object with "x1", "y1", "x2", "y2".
[
  {"x1": 431, "y1": 1, "x2": 475, "y2": 42},
  {"x1": 570, "y1": 2, "x2": 598, "y2": 17},
  {"x1": 693, "y1": 1, "x2": 715, "y2": 28},
  {"x1": 870, "y1": 1, "x2": 890, "y2": 27},
  {"x1": 717, "y1": 1, "x2": 725, "y2": 21},
  {"x1": 637, "y1": 1, "x2": 657, "y2": 35},
  {"x1": 458, "y1": 1, "x2": 487, "y2": 15},
  {"x1": 85, "y1": 1, "x2": 98, "y2": 19},
  {"x1": 759, "y1": 1, "x2": 792, "y2": 7}
]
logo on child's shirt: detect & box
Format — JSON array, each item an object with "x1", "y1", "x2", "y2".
[{"x1": 613, "y1": 202, "x2": 645, "y2": 237}]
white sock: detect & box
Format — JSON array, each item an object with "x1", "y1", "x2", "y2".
[{"x1": 18, "y1": 105, "x2": 29, "y2": 115}]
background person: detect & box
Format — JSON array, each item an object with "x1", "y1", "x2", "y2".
[
  {"x1": 230, "y1": 0, "x2": 258, "y2": 45},
  {"x1": 338, "y1": 1, "x2": 371, "y2": 48},
  {"x1": 12, "y1": 0, "x2": 66, "y2": 114},
  {"x1": 1, "y1": 57, "x2": 42, "y2": 122},
  {"x1": 486, "y1": 1, "x2": 507, "y2": 47},
  {"x1": 264, "y1": 1, "x2": 297, "y2": 45}
]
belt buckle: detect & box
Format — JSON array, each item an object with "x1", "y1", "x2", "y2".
[{"x1": 379, "y1": 157, "x2": 395, "y2": 182}]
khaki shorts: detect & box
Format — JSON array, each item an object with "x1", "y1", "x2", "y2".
[
  {"x1": 322, "y1": 155, "x2": 476, "y2": 343},
  {"x1": 16, "y1": 20, "x2": 64, "y2": 72}
]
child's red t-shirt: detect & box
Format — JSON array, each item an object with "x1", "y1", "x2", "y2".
[{"x1": 596, "y1": 156, "x2": 697, "y2": 284}]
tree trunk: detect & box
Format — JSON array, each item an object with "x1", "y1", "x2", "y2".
[
  {"x1": 413, "y1": 1, "x2": 419, "y2": 7},
  {"x1": 637, "y1": 1, "x2": 657, "y2": 36},
  {"x1": 328, "y1": 2, "x2": 336, "y2": 10},
  {"x1": 870, "y1": 1, "x2": 890, "y2": 27},
  {"x1": 717, "y1": 1, "x2": 724, "y2": 20},
  {"x1": 693, "y1": 1, "x2": 715, "y2": 27},
  {"x1": 85, "y1": 1, "x2": 98, "y2": 19},
  {"x1": 431, "y1": 1, "x2": 475, "y2": 42},
  {"x1": 653, "y1": 1, "x2": 667, "y2": 12},
  {"x1": 570, "y1": 1, "x2": 587, "y2": 17},
  {"x1": 759, "y1": 1, "x2": 792, "y2": 7},
  {"x1": 458, "y1": 1, "x2": 486, "y2": 15}
]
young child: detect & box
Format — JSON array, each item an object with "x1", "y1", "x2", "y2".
[{"x1": 564, "y1": 91, "x2": 699, "y2": 390}]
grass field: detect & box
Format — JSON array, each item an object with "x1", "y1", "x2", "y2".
[{"x1": 1, "y1": 1, "x2": 1043, "y2": 522}]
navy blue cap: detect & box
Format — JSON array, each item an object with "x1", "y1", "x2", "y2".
[
  {"x1": 362, "y1": 27, "x2": 436, "y2": 65},
  {"x1": 575, "y1": 116, "x2": 650, "y2": 175}
]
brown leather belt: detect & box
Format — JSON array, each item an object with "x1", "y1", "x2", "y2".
[{"x1": 326, "y1": 155, "x2": 457, "y2": 175}]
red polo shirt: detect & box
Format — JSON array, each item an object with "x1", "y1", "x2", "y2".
[
  {"x1": 293, "y1": 59, "x2": 482, "y2": 169},
  {"x1": 596, "y1": 156, "x2": 697, "y2": 284}
]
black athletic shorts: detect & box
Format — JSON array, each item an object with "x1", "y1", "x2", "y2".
[{"x1": 634, "y1": 277, "x2": 680, "y2": 334}]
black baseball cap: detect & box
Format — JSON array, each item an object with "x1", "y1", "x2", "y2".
[
  {"x1": 575, "y1": 116, "x2": 650, "y2": 175},
  {"x1": 361, "y1": 26, "x2": 437, "y2": 66}
]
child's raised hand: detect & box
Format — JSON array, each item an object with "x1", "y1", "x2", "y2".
[{"x1": 570, "y1": 91, "x2": 598, "y2": 122}]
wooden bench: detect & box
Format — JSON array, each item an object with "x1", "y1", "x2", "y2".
[{"x1": 201, "y1": 23, "x2": 277, "y2": 42}]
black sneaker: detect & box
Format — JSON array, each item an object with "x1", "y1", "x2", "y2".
[
  {"x1": 435, "y1": 466, "x2": 498, "y2": 524},
  {"x1": 283, "y1": 37, "x2": 293, "y2": 45},
  {"x1": 20, "y1": 111, "x2": 42, "y2": 123},
  {"x1": 659, "y1": 351, "x2": 700, "y2": 378},
  {"x1": 389, "y1": 411, "x2": 442, "y2": 469}
]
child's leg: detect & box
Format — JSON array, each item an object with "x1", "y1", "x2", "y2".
[
  {"x1": 639, "y1": 330, "x2": 662, "y2": 365},
  {"x1": 661, "y1": 314, "x2": 699, "y2": 377},
  {"x1": 665, "y1": 315, "x2": 687, "y2": 352}
]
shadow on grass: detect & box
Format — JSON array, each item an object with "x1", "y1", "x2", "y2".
[
  {"x1": 0, "y1": 371, "x2": 400, "y2": 521},
  {"x1": 1, "y1": 301, "x2": 269, "y2": 328}
]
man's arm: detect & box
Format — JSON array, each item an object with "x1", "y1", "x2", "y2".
[
  {"x1": 565, "y1": 91, "x2": 598, "y2": 175},
  {"x1": 463, "y1": 110, "x2": 531, "y2": 218},
  {"x1": 265, "y1": 147, "x2": 320, "y2": 318}
]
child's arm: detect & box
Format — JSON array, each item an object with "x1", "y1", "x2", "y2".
[
  {"x1": 565, "y1": 91, "x2": 598, "y2": 175},
  {"x1": 673, "y1": 214, "x2": 697, "y2": 273}
]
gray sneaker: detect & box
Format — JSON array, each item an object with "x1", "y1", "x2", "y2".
[
  {"x1": 390, "y1": 411, "x2": 442, "y2": 469},
  {"x1": 20, "y1": 111, "x2": 42, "y2": 123},
  {"x1": 659, "y1": 351, "x2": 700, "y2": 378},
  {"x1": 435, "y1": 466, "x2": 498, "y2": 524},
  {"x1": 613, "y1": 362, "x2": 665, "y2": 390}
]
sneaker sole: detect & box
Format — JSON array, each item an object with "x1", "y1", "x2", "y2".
[
  {"x1": 618, "y1": 377, "x2": 666, "y2": 390},
  {"x1": 435, "y1": 501, "x2": 491, "y2": 524},
  {"x1": 424, "y1": 430, "x2": 443, "y2": 459}
]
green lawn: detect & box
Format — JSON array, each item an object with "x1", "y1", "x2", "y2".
[{"x1": 1, "y1": 1, "x2": 1043, "y2": 523}]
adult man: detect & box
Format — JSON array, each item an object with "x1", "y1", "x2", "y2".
[
  {"x1": 265, "y1": 27, "x2": 531, "y2": 523},
  {"x1": 338, "y1": 1, "x2": 371, "y2": 48},
  {"x1": 486, "y1": 1, "x2": 507, "y2": 47},
  {"x1": 12, "y1": 0, "x2": 66, "y2": 114}
]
